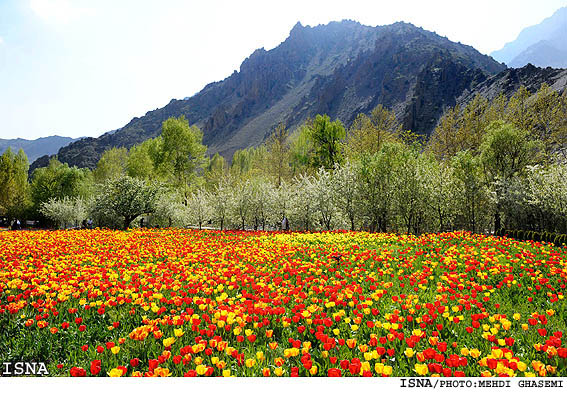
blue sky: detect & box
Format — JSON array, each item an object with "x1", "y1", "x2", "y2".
[{"x1": 1, "y1": 0, "x2": 566, "y2": 140}]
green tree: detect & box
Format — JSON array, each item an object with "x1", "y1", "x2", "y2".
[
  {"x1": 451, "y1": 151, "x2": 489, "y2": 232},
  {"x1": 556, "y1": 89, "x2": 567, "y2": 158},
  {"x1": 428, "y1": 95, "x2": 490, "y2": 159},
  {"x1": 31, "y1": 158, "x2": 93, "y2": 219},
  {"x1": 345, "y1": 105, "x2": 400, "y2": 158},
  {"x1": 93, "y1": 147, "x2": 128, "y2": 183},
  {"x1": 204, "y1": 153, "x2": 227, "y2": 189},
  {"x1": 289, "y1": 123, "x2": 314, "y2": 176},
  {"x1": 355, "y1": 143, "x2": 403, "y2": 232},
  {"x1": 480, "y1": 121, "x2": 542, "y2": 232},
  {"x1": 266, "y1": 123, "x2": 290, "y2": 187},
  {"x1": 460, "y1": 94, "x2": 490, "y2": 153},
  {"x1": 428, "y1": 105, "x2": 462, "y2": 159},
  {"x1": 159, "y1": 116, "x2": 207, "y2": 202},
  {"x1": 0, "y1": 148, "x2": 30, "y2": 220},
  {"x1": 506, "y1": 86, "x2": 533, "y2": 132},
  {"x1": 127, "y1": 138, "x2": 162, "y2": 180},
  {"x1": 530, "y1": 83, "x2": 562, "y2": 158},
  {"x1": 308, "y1": 114, "x2": 346, "y2": 170}
]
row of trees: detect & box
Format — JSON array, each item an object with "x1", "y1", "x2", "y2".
[{"x1": 1, "y1": 83, "x2": 566, "y2": 234}]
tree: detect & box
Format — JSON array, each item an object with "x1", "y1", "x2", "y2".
[
  {"x1": 93, "y1": 147, "x2": 128, "y2": 183},
  {"x1": 91, "y1": 176, "x2": 161, "y2": 229},
  {"x1": 392, "y1": 148, "x2": 430, "y2": 234},
  {"x1": 530, "y1": 83, "x2": 562, "y2": 158},
  {"x1": 290, "y1": 174, "x2": 317, "y2": 231},
  {"x1": 187, "y1": 189, "x2": 211, "y2": 230},
  {"x1": 249, "y1": 177, "x2": 275, "y2": 231},
  {"x1": 345, "y1": 105, "x2": 400, "y2": 158},
  {"x1": 421, "y1": 156, "x2": 457, "y2": 232},
  {"x1": 555, "y1": 90, "x2": 567, "y2": 158},
  {"x1": 31, "y1": 158, "x2": 93, "y2": 219},
  {"x1": 355, "y1": 143, "x2": 402, "y2": 232},
  {"x1": 159, "y1": 116, "x2": 207, "y2": 202},
  {"x1": 204, "y1": 153, "x2": 226, "y2": 189},
  {"x1": 480, "y1": 121, "x2": 542, "y2": 232},
  {"x1": 127, "y1": 138, "x2": 162, "y2": 180},
  {"x1": 312, "y1": 168, "x2": 339, "y2": 230},
  {"x1": 150, "y1": 192, "x2": 189, "y2": 228},
  {"x1": 229, "y1": 147, "x2": 269, "y2": 180},
  {"x1": 266, "y1": 123, "x2": 290, "y2": 187},
  {"x1": 428, "y1": 105, "x2": 462, "y2": 159},
  {"x1": 485, "y1": 93, "x2": 508, "y2": 123},
  {"x1": 334, "y1": 160, "x2": 359, "y2": 230},
  {"x1": 525, "y1": 164, "x2": 567, "y2": 233},
  {"x1": 451, "y1": 151, "x2": 490, "y2": 232},
  {"x1": 289, "y1": 123, "x2": 315, "y2": 176},
  {"x1": 308, "y1": 114, "x2": 346, "y2": 170},
  {"x1": 230, "y1": 149, "x2": 252, "y2": 179},
  {"x1": 506, "y1": 86, "x2": 533, "y2": 132},
  {"x1": 460, "y1": 94, "x2": 490, "y2": 153},
  {"x1": 40, "y1": 196, "x2": 88, "y2": 229},
  {"x1": 209, "y1": 178, "x2": 231, "y2": 230},
  {"x1": 270, "y1": 179, "x2": 293, "y2": 228},
  {"x1": 230, "y1": 180, "x2": 253, "y2": 230},
  {"x1": 0, "y1": 148, "x2": 30, "y2": 220},
  {"x1": 428, "y1": 95, "x2": 490, "y2": 159}
]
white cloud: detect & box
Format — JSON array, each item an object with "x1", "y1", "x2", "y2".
[
  {"x1": 29, "y1": 0, "x2": 93, "y2": 25},
  {"x1": 0, "y1": 37, "x2": 4, "y2": 45}
]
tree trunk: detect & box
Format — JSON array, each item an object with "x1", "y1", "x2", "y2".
[
  {"x1": 124, "y1": 216, "x2": 133, "y2": 230},
  {"x1": 494, "y1": 211, "x2": 501, "y2": 234}
]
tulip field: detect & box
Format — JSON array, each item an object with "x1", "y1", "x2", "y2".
[{"x1": 1, "y1": 229, "x2": 567, "y2": 377}]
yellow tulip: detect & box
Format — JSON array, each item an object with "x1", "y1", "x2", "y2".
[{"x1": 414, "y1": 363, "x2": 428, "y2": 376}]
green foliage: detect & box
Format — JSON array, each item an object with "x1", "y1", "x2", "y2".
[
  {"x1": 0, "y1": 148, "x2": 30, "y2": 219},
  {"x1": 93, "y1": 147, "x2": 128, "y2": 183},
  {"x1": 159, "y1": 116, "x2": 207, "y2": 200},
  {"x1": 289, "y1": 123, "x2": 315, "y2": 176},
  {"x1": 266, "y1": 123, "x2": 291, "y2": 187},
  {"x1": 229, "y1": 146, "x2": 269, "y2": 180},
  {"x1": 480, "y1": 120, "x2": 542, "y2": 183},
  {"x1": 204, "y1": 153, "x2": 227, "y2": 189},
  {"x1": 307, "y1": 114, "x2": 345, "y2": 170},
  {"x1": 127, "y1": 138, "x2": 162, "y2": 180},
  {"x1": 355, "y1": 142, "x2": 404, "y2": 232},
  {"x1": 345, "y1": 105, "x2": 400, "y2": 158},
  {"x1": 31, "y1": 158, "x2": 93, "y2": 219},
  {"x1": 451, "y1": 151, "x2": 491, "y2": 232}
]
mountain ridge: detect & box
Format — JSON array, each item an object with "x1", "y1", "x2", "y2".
[
  {"x1": 34, "y1": 20, "x2": 506, "y2": 170},
  {"x1": 491, "y1": 7, "x2": 567, "y2": 68},
  {"x1": 0, "y1": 136, "x2": 80, "y2": 163}
]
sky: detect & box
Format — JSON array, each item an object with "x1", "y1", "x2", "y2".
[{"x1": 1, "y1": 0, "x2": 566, "y2": 140}]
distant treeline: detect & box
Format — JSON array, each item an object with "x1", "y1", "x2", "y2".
[{"x1": 1, "y1": 83, "x2": 566, "y2": 236}]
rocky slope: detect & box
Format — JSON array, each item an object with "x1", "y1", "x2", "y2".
[
  {"x1": 456, "y1": 63, "x2": 567, "y2": 106},
  {"x1": 36, "y1": 20, "x2": 506, "y2": 169}
]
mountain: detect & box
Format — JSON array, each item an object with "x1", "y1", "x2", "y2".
[
  {"x1": 37, "y1": 20, "x2": 506, "y2": 170},
  {"x1": 491, "y1": 7, "x2": 567, "y2": 68},
  {"x1": 0, "y1": 136, "x2": 79, "y2": 163},
  {"x1": 456, "y1": 63, "x2": 567, "y2": 106}
]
